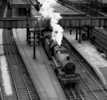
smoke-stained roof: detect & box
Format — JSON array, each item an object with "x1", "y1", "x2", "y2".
[{"x1": 53, "y1": 2, "x2": 85, "y2": 16}]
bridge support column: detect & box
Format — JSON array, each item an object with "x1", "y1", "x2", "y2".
[
  {"x1": 89, "y1": 27, "x2": 93, "y2": 40},
  {"x1": 78, "y1": 27, "x2": 81, "y2": 43},
  {"x1": 33, "y1": 31, "x2": 39, "y2": 59},
  {"x1": 87, "y1": 26, "x2": 90, "y2": 40},
  {"x1": 75, "y1": 28, "x2": 78, "y2": 40},
  {"x1": 26, "y1": 7, "x2": 31, "y2": 45},
  {"x1": 26, "y1": 28, "x2": 31, "y2": 45},
  {"x1": 33, "y1": 32, "x2": 36, "y2": 59}
]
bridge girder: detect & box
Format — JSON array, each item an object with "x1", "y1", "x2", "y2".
[{"x1": 0, "y1": 16, "x2": 107, "y2": 28}]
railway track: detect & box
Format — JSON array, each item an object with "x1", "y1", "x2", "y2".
[
  {"x1": 62, "y1": 37, "x2": 107, "y2": 100},
  {"x1": 64, "y1": 87, "x2": 84, "y2": 100},
  {"x1": 0, "y1": 4, "x2": 9, "y2": 100},
  {"x1": 1, "y1": 27, "x2": 40, "y2": 100},
  {"x1": 0, "y1": 5, "x2": 40, "y2": 100}
]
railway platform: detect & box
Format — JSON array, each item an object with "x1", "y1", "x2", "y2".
[
  {"x1": 64, "y1": 31, "x2": 107, "y2": 89},
  {"x1": 12, "y1": 28, "x2": 67, "y2": 100}
]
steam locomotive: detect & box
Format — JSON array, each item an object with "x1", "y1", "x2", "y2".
[{"x1": 41, "y1": 32, "x2": 79, "y2": 88}]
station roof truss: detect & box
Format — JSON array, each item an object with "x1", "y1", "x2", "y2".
[
  {"x1": 0, "y1": 16, "x2": 107, "y2": 28},
  {"x1": 9, "y1": 0, "x2": 37, "y2": 8}
]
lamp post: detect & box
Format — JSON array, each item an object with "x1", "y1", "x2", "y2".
[
  {"x1": 33, "y1": 16, "x2": 41, "y2": 59},
  {"x1": 33, "y1": 31, "x2": 36, "y2": 59},
  {"x1": 32, "y1": 1, "x2": 41, "y2": 59}
]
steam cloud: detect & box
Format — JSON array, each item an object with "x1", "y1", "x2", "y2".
[{"x1": 38, "y1": 0, "x2": 64, "y2": 45}]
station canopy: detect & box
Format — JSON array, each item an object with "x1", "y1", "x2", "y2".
[
  {"x1": 53, "y1": 2, "x2": 85, "y2": 16},
  {"x1": 0, "y1": 0, "x2": 106, "y2": 28}
]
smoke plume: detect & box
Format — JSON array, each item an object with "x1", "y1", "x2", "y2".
[{"x1": 38, "y1": 0, "x2": 64, "y2": 45}]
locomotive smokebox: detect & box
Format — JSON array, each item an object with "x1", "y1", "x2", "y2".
[{"x1": 63, "y1": 63, "x2": 76, "y2": 75}]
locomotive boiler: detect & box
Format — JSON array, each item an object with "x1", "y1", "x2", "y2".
[{"x1": 41, "y1": 32, "x2": 79, "y2": 88}]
